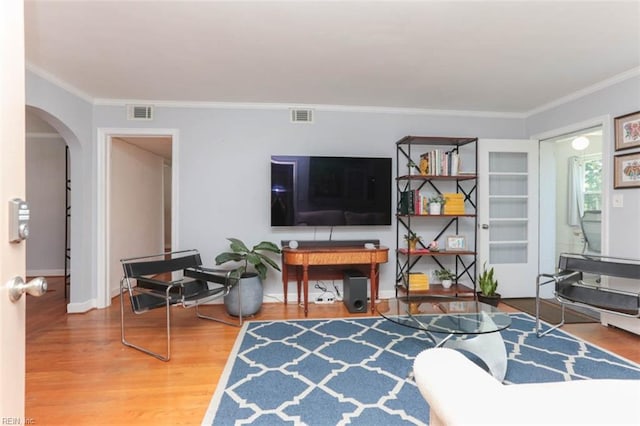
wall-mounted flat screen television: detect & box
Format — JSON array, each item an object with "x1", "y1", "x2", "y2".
[{"x1": 271, "y1": 155, "x2": 392, "y2": 227}]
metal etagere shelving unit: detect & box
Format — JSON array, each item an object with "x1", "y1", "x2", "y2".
[{"x1": 394, "y1": 135, "x2": 478, "y2": 298}]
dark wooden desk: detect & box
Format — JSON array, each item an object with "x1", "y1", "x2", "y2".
[{"x1": 281, "y1": 246, "x2": 389, "y2": 316}]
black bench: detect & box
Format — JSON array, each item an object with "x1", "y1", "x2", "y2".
[{"x1": 535, "y1": 253, "x2": 640, "y2": 337}]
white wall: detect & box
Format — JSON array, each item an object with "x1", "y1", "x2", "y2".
[
  {"x1": 109, "y1": 138, "x2": 165, "y2": 296},
  {"x1": 25, "y1": 68, "x2": 639, "y2": 311},
  {"x1": 93, "y1": 105, "x2": 526, "y2": 301},
  {"x1": 25, "y1": 114, "x2": 66, "y2": 275}
]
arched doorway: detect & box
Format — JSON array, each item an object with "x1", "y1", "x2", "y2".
[{"x1": 25, "y1": 106, "x2": 81, "y2": 309}]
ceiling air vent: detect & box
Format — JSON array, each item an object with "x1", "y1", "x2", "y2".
[
  {"x1": 290, "y1": 108, "x2": 314, "y2": 123},
  {"x1": 127, "y1": 105, "x2": 154, "y2": 121}
]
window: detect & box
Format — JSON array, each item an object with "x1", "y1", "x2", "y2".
[{"x1": 582, "y1": 155, "x2": 602, "y2": 211}]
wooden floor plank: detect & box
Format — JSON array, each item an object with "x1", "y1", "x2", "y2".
[{"x1": 25, "y1": 276, "x2": 639, "y2": 425}]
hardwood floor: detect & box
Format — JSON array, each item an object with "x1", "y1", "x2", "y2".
[{"x1": 26, "y1": 276, "x2": 639, "y2": 425}]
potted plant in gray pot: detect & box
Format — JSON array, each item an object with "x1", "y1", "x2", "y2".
[
  {"x1": 477, "y1": 261, "x2": 500, "y2": 307},
  {"x1": 215, "y1": 238, "x2": 281, "y2": 316}
]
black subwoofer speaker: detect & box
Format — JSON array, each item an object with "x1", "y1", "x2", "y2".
[{"x1": 343, "y1": 269, "x2": 368, "y2": 313}]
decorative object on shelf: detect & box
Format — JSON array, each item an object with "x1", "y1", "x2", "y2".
[
  {"x1": 433, "y1": 268, "x2": 455, "y2": 289},
  {"x1": 428, "y1": 194, "x2": 445, "y2": 215},
  {"x1": 445, "y1": 235, "x2": 467, "y2": 251},
  {"x1": 613, "y1": 151, "x2": 640, "y2": 189},
  {"x1": 614, "y1": 110, "x2": 640, "y2": 151},
  {"x1": 419, "y1": 156, "x2": 429, "y2": 175},
  {"x1": 215, "y1": 238, "x2": 282, "y2": 316},
  {"x1": 407, "y1": 160, "x2": 418, "y2": 175},
  {"x1": 427, "y1": 240, "x2": 440, "y2": 252},
  {"x1": 477, "y1": 261, "x2": 500, "y2": 307},
  {"x1": 404, "y1": 231, "x2": 422, "y2": 251}
]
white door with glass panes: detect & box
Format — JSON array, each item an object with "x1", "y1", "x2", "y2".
[{"x1": 478, "y1": 139, "x2": 539, "y2": 297}]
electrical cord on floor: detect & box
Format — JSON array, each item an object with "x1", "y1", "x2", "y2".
[
  {"x1": 314, "y1": 282, "x2": 327, "y2": 292},
  {"x1": 264, "y1": 293, "x2": 284, "y2": 304},
  {"x1": 314, "y1": 281, "x2": 336, "y2": 303},
  {"x1": 332, "y1": 281, "x2": 342, "y2": 300}
]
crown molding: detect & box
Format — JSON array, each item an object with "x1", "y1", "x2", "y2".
[
  {"x1": 28, "y1": 62, "x2": 639, "y2": 120},
  {"x1": 525, "y1": 67, "x2": 640, "y2": 117},
  {"x1": 26, "y1": 63, "x2": 94, "y2": 104},
  {"x1": 93, "y1": 98, "x2": 526, "y2": 119}
]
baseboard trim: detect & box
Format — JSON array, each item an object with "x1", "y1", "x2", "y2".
[
  {"x1": 67, "y1": 299, "x2": 97, "y2": 314},
  {"x1": 27, "y1": 269, "x2": 65, "y2": 277}
]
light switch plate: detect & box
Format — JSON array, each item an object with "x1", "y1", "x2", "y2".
[{"x1": 613, "y1": 193, "x2": 624, "y2": 208}]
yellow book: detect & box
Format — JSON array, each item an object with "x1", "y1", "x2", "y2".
[
  {"x1": 407, "y1": 273, "x2": 429, "y2": 290},
  {"x1": 409, "y1": 282, "x2": 430, "y2": 291}
]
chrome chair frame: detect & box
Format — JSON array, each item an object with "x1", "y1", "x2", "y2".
[{"x1": 120, "y1": 249, "x2": 242, "y2": 361}]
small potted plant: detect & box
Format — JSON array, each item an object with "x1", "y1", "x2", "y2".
[
  {"x1": 477, "y1": 261, "x2": 500, "y2": 306},
  {"x1": 428, "y1": 194, "x2": 446, "y2": 215},
  {"x1": 215, "y1": 238, "x2": 282, "y2": 316},
  {"x1": 434, "y1": 268, "x2": 455, "y2": 289},
  {"x1": 404, "y1": 231, "x2": 422, "y2": 251},
  {"x1": 407, "y1": 160, "x2": 418, "y2": 175}
]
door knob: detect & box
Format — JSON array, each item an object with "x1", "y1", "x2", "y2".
[
  {"x1": 481, "y1": 224, "x2": 489, "y2": 229},
  {"x1": 7, "y1": 276, "x2": 47, "y2": 302}
]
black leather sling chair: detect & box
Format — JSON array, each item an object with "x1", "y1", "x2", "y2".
[
  {"x1": 535, "y1": 253, "x2": 640, "y2": 337},
  {"x1": 120, "y1": 249, "x2": 241, "y2": 361}
]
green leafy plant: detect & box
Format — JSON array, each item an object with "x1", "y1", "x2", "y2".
[
  {"x1": 478, "y1": 262, "x2": 498, "y2": 296},
  {"x1": 215, "y1": 238, "x2": 281, "y2": 280},
  {"x1": 428, "y1": 194, "x2": 446, "y2": 205},
  {"x1": 433, "y1": 268, "x2": 455, "y2": 281},
  {"x1": 404, "y1": 231, "x2": 422, "y2": 243}
]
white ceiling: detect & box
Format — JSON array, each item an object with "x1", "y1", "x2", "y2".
[
  {"x1": 24, "y1": 1, "x2": 640, "y2": 115},
  {"x1": 112, "y1": 136, "x2": 173, "y2": 163}
]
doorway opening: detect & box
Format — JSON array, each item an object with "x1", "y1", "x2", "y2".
[
  {"x1": 107, "y1": 134, "x2": 174, "y2": 299},
  {"x1": 540, "y1": 126, "x2": 603, "y2": 260},
  {"x1": 25, "y1": 110, "x2": 69, "y2": 307}
]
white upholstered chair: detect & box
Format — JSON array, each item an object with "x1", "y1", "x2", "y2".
[{"x1": 413, "y1": 348, "x2": 640, "y2": 425}]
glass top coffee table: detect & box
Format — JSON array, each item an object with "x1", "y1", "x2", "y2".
[{"x1": 377, "y1": 297, "x2": 512, "y2": 381}]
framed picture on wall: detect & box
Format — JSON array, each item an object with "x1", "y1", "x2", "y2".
[
  {"x1": 613, "y1": 151, "x2": 640, "y2": 189},
  {"x1": 445, "y1": 235, "x2": 467, "y2": 251},
  {"x1": 614, "y1": 111, "x2": 640, "y2": 151}
]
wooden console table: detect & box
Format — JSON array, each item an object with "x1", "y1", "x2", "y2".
[{"x1": 281, "y1": 246, "x2": 389, "y2": 316}]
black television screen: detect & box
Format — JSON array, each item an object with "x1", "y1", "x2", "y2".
[{"x1": 271, "y1": 155, "x2": 392, "y2": 226}]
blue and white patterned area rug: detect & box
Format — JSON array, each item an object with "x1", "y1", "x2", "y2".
[{"x1": 202, "y1": 313, "x2": 640, "y2": 425}]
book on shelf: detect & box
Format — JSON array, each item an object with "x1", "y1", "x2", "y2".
[
  {"x1": 399, "y1": 190, "x2": 414, "y2": 215},
  {"x1": 406, "y1": 272, "x2": 429, "y2": 290},
  {"x1": 399, "y1": 189, "x2": 430, "y2": 215},
  {"x1": 419, "y1": 149, "x2": 460, "y2": 176},
  {"x1": 443, "y1": 192, "x2": 465, "y2": 214}
]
